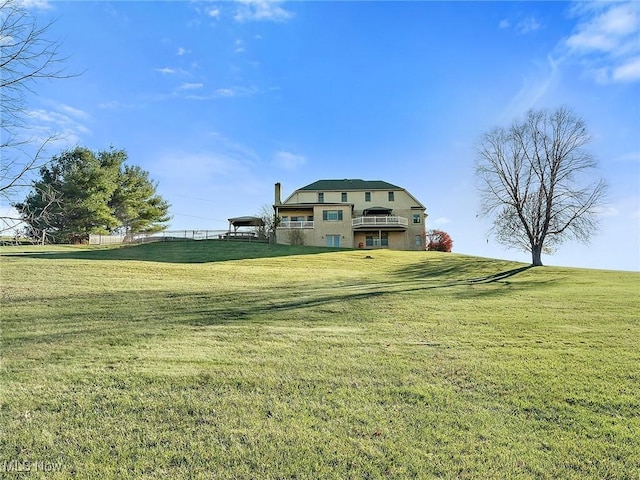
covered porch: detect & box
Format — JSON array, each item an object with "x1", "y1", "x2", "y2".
[{"x1": 352, "y1": 207, "x2": 408, "y2": 230}]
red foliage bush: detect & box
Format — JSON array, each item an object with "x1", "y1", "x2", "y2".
[{"x1": 425, "y1": 229, "x2": 453, "y2": 252}]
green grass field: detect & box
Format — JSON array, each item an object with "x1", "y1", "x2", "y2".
[{"x1": 1, "y1": 241, "x2": 639, "y2": 479}]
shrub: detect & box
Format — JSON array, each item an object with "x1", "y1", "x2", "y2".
[
  {"x1": 425, "y1": 229, "x2": 453, "y2": 252},
  {"x1": 288, "y1": 229, "x2": 305, "y2": 245}
]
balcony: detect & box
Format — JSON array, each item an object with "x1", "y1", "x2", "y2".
[
  {"x1": 352, "y1": 216, "x2": 408, "y2": 229},
  {"x1": 279, "y1": 220, "x2": 314, "y2": 229}
]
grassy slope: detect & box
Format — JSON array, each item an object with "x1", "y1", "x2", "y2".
[{"x1": 1, "y1": 241, "x2": 638, "y2": 479}]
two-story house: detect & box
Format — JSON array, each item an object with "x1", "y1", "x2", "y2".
[{"x1": 274, "y1": 179, "x2": 427, "y2": 250}]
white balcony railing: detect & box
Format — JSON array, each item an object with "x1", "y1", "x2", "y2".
[
  {"x1": 279, "y1": 220, "x2": 314, "y2": 229},
  {"x1": 352, "y1": 216, "x2": 408, "y2": 228}
]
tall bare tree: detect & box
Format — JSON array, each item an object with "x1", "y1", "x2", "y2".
[
  {"x1": 255, "y1": 204, "x2": 279, "y2": 242},
  {"x1": 476, "y1": 107, "x2": 607, "y2": 266},
  {"x1": 1, "y1": 0, "x2": 70, "y2": 233}
]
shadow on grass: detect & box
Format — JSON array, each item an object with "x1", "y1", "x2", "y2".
[
  {"x1": 5, "y1": 268, "x2": 550, "y2": 346},
  {"x1": 464, "y1": 265, "x2": 534, "y2": 283},
  {"x1": 4, "y1": 287, "x2": 388, "y2": 345},
  {"x1": 392, "y1": 255, "x2": 533, "y2": 283},
  {"x1": 384, "y1": 258, "x2": 543, "y2": 298},
  {"x1": 1, "y1": 240, "x2": 339, "y2": 264}
]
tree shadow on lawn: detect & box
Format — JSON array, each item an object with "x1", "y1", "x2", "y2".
[
  {"x1": 381, "y1": 260, "x2": 549, "y2": 299},
  {"x1": 1, "y1": 240, "x2": 337, "y2": 264},
  {"x1": 392, "y1": 255, "x2": 534, "y2": 283}
]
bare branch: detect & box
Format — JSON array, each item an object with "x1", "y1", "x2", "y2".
[{"x1": 1, "y1": 0, "x2": 75, "y2": 221}]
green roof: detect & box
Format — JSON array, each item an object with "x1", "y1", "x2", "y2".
[{"x1": 299, "y1": 179, "x2": 401, "y2": 191}]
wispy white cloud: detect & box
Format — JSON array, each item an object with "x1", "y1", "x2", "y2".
[
  {"x1": 18, "y1": 0, "x2": 52, "y2": 10},
  {"x1": 612, "y1": 56, "x2": 640, "y2": 83},
  {"x1": 149, "y1": 84, "x2": 259, "y2": 102},
  {"x1": 566, "y1": 2, "x2": 638, "y2": 51},
  {"x1": 27, "y1": 108, "x2": 83, "y2": 126},
  {"x1": 98, "y1": 100, "x2": 135, "y2": 110},
  {"x1": 500, "y1": 55, "x2": 560, "y2": 122},
  {"x1": 24, "y1": 107, "x2": 90, "y2": 148},
  {"x1": 177, "y1": 47, "x2": 190, "y2": 56},
  {"x1": 498, "y1": 15, "x2": 541, "y2": 34},
  {"x1": 155, "y1": 67, "x2": 176, "y2": 75},
  {"x1": 215, "y1": 86, "x2": 259, "y2": 98},
  {"x1": 562, "y1": 1, "x2": 640, "y2": 83},
  {"x1": 234, "y1": 0, "x2": 294, "y2": 23},
  {"x1": 517, "y1": 17, "x2": 541, "y2": 34},
  {"x1": 273, "y1": 151, "x2": 306, "y2": 170},
  {"x1": 206, "y1": 6, "x2": 221, "y2": 18},
  {"x1": 59, "y1": 104, "x2": 90, "y2": 120},
  {"x1": 155, "y1": 66, "x2": 190, "y2": 78},
  {"x1": 179, "y1": 82, "x2": 204, "y2": 90},
  {"x1": 215, "y1": 88, "x2": 236, "y2": 98}
]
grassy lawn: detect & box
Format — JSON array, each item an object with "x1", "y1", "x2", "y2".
[{"x1": 1, "y1": 241, "x2": 639, "y2": 479}]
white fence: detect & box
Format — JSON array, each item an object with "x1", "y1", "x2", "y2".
[
  {"x1": 89, "y1": 230, "x2": 234, "y2": 245},
  {"x1": 89, "y1": 234, "x2": 127, "y2": 245}
]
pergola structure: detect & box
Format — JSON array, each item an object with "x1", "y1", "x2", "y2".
[
  {"x1": 228, "y1": 216, "x2": 264, "y2": 231},
  {"x1": 224, "y1": 216, "x2": 265, "y2": 240}
]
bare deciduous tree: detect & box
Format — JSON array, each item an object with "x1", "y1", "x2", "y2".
[
  {"x1": 1, "y1": 0, "x2": 71, "y2": 233},
  {"x1": 255, "y1": 204, "x2": 279, "y2": 242},
  {"x1": 476, "y1": 107, "x2": 607, "y2": 266}
]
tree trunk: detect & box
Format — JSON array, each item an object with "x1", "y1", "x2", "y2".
[{"x1": 531, "y1": 245, "x2": 543, "y2": 266}]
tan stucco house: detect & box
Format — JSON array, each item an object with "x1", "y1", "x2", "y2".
[{"x1": 274, "y1": 179, "x2": 427, "y2": 250}]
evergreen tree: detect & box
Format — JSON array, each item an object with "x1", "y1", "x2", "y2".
[
  {"x1": 110, "y1": 165, "x2": 170, "y2": 237},
  {"x1": 16, "y1": 147, "x2": 170, "y2": 243}
]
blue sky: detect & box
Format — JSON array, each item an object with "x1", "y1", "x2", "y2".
[{"x1": 11, "y1": 0, "x2": 640, "y2": 270}]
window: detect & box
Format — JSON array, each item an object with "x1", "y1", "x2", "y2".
[
  {"x1": 415, "y1": 235, "x2": 423, "y2": 246},
  {"x1": 388, "y1": 191, "x2": 395, "y2": 201},
  {"x1": 326, "y1": 235, "x2": 340, "y2": 247},
  {"x1": 365, "y1": 192, "x2": 371, "y2": 202},
  {"x1": 281, "y1": 216, "x2": 289, "y2": 222},
  {"x1": 341, "y1": 192, "x2": 348, "y2": 202},
  {"x1": 318, "y1": 192, "x2": 324, "y2": 203},
  {"x1": 322, "y1": 210, "x2": 343, "y2": 221},
  {"x1": 413, "y1": 214, "x2": 421, "y2": 224}
]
